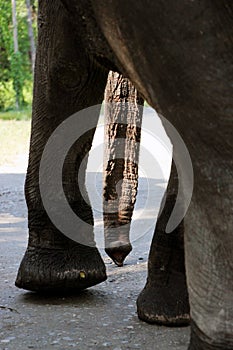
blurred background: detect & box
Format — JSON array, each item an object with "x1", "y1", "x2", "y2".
[
  {"x1": 0, "y1": 0, "x2": 38, "y2": 169},
  {"x1": 0, "y1": 0, "x2": 38, "y2": 115}
]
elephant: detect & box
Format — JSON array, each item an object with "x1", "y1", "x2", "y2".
[
  {"x1": 15, "y1": 1, "x2": 233, "y2": 349},
  {"x1": 103, "y1": 70, "x2": 144, "y2": 266}
]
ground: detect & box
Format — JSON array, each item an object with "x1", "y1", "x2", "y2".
[{"x1": 0, "y1": 112, "x2": 190, "y2": 349}]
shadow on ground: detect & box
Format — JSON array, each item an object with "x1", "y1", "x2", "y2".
[{"x1": 0, "y1": 173, "x2": 190, "y2": 349}]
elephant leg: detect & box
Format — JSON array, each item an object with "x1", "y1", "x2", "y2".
[
  {"x1": 185, "y1": 164, "x2": 233, "y2": 350},
  {"x1": 15, "y1": 0, "x2": 109, "y2": 292},
  {"x1": 103, "y1": 71, "x2": 143, "y2": 266},
  {"x1": 137, "y1": 161, "x2": 190, "y2": 325}
]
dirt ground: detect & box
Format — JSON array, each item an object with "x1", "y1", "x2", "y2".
[{"x1": 0, "y1": 115, "x2": 190, "y2": 349}]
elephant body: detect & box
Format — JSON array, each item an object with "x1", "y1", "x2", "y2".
[{"x1": 16, "y1": 1, "x2": 233, "y2": 349}]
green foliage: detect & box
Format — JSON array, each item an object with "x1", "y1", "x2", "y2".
[
  {"x1": 0, "y1": 79, "x2": 33, "y2": 111},
  {"x1": 11, "y1": 51, "x2": 25, "y2": 107},
  {"x1": 0, "y1": 81, "x2": 15, "y2": 110},
  {"x1": 0, "y1": 108, "x2": 31, "y2": 121},
  {"x1": 23, "y1": 79, "x2": 33, "y2": 106},
  {"x1": 0, "y1": 1, "x2": 12, "y2": 83},
  {"x1": 0, "y1": 0, "x2": 38, "y2": 111}
]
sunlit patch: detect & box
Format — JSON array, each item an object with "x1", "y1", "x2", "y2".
[{"x1": 0, "y1": 213, "x2": 25, "y2": 225}]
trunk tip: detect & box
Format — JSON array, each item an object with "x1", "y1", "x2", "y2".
[{"x1": 105, "y1": 242, "x2": 132, "y2": 267}]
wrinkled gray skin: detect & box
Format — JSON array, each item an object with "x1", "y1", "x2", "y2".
[
  {"x1": 103, "y1": 71, "x2": 143, "y2": 266},
  {"x1": 15, "y1": 1, "x2": 233, "y2": 349}
]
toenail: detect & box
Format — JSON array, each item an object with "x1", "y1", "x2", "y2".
[{"x1": 79, "y1": 271, "x2": 86, "y2": 279}]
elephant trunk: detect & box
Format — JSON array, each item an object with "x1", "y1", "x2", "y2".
[{"x1": 103, "y1": 71, "x2": 143, "y2": 266}]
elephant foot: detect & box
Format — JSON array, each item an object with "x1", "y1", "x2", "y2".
[
  {"x1": 105, "y1": 241, "x2": 132, "y2": 267},
  {"x1": 136, "y1": 271, "x2": 190, "y2": 326},
  {"x1": 188, "y1": 321, "x2": 233, "y2": 350},
  {"x1": 15, "y1": 244, "x2": 106, "y2": 293}
]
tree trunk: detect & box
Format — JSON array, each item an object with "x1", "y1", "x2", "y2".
[
  {"x1": 11, "y1": 0, "x2": 18, "y2": 53},
  {"x1": 103, "y1": 71, "x2": 144, "y2": 266},
  {"x1": 11, "y1": 0, "x2": 19, "y2": 109},
  {"x1": 25, "y1": 0, "x2": 36, "y2": 72}
]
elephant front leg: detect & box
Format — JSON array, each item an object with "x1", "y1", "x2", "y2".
[
  {"x1": 103, "y1": 71, "x2": 143, "y2": 266},
  {"x1": 15, "y1": 0, "x2": 108, "y2": 292},
  {"x1": 137, "y1": 161, "x2": 190, "y2": 325}
]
